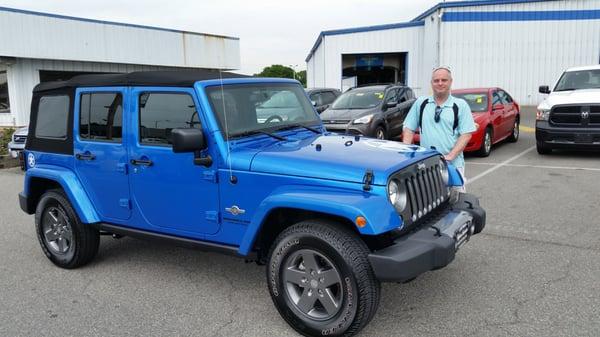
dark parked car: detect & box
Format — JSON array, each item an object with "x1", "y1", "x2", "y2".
[
  {"x1": 305, "y1": 87, "x2": 341, "y2": 113},
  {"x1": 320, "y1": 84, "x2": 416, "y2": 140}
]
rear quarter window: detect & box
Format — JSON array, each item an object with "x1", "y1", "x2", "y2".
[{"x1": 35, "y1": 95, "x2": 69, "y2": 139}]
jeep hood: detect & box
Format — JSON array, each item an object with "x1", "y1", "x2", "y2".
[
  {"x1": 538, "y1": 89, "x2": 600, "y2": 109},
  {"x1": 247, "y1": 134, "x2": 439, "y2": 185}
]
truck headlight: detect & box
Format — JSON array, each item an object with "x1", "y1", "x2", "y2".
[
  {"x1": 387, "y1": 179, "x2": 407, "y2": 212},
  {"x1": 353, "y1": 114, "x2": 373, "y2": 124},
  {"x1": 536, "y1": 108, "x2": 550, "y2": 121},
  {"x1": 439, "y1": 159, "x2": 449, "y2": 185}
]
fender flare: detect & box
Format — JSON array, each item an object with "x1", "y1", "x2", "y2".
[
  {"x1": 24, "y1": 165, "x2": 100, "y2": 223},
  {"x1": 238, "y1": 185, "x2": 400, "y2": 255}
]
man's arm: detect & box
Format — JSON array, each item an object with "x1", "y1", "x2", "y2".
[
  {"x1": 444, "y1": 132, "x2": 472, "y2": 161},
  {"x1": 402, "y1": 128, "x2": 415, "y2": 144}
]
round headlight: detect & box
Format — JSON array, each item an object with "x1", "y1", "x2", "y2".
[
  {"x1": 439, "y1": 159, "x2": 449, "y2": 184},
  {"x1": 388, "y1": 180, "x2": 399, "y2": 205},
  {"x1": 388, "y1": 179, "x2": 408, "y2": 212}
]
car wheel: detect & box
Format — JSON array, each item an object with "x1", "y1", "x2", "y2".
[
  {"x1": 536, "y1": 141, "x2": 552, "y2": 155},
  {"x1": 374, "y1": 126, "x2": 386, "y2": 140},
  {"x1": 476, "y1": 127, "x2": 493, "y2": 157},
  {"x1": 507, "y1": 117, "x2": 519, "y2": 142},
  {"x1": 35, "y1": 189, "x2": 100, "y2": 269},
  {"x1": 267, "y1": 221, "x2": 380, "y2": 337}
]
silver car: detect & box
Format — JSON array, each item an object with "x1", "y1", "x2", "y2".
[{"x1": 8, "y1": 126, "x2": 28, "y2": 158}]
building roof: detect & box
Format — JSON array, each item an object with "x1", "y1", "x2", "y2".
[
  {"x1": 33, "y1": 70, "x2": 248, "y2": 92},
  {"x1": 305, "y1": 0, "x2": 563, "y2": 62}
]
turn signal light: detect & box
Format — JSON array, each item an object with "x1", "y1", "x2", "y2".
[{"x1": 355, "y1": 216, "x2": 367, "y2": 228}]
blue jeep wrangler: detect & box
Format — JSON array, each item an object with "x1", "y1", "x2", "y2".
[{"x1": 19, "y1": 71, "x2": 485, "y2": 337}]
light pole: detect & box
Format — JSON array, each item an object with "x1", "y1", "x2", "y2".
[{"x1": 289, "y1": 64, "x2": 298, "y2": 80}]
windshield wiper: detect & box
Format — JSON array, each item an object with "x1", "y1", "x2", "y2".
[
  {"x1": 233, "y1": 130, "x2": 287, "y2": 141},
  {"x1": 275, "y1": 123, "x2": 322, "y2": 134}
]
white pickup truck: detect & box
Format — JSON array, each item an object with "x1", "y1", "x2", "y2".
[{"x1": 536, "y1": 65, "x2": 600, "y2": 154}]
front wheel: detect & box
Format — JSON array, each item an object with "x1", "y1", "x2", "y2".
[
  {"x1": 374, "y1": 126, "x2": 386, "y2": 140},
  {"x1": 267, "y1": 221, "x2": 380, "y2": 337},
  {"x1": 35, "y1": 190, "x2": 100, "y2": 269},
  {"x1": 476, "y1": 128, "x2": 493, "y2": 157},
  {"x1": 507, "y1": 117, "x2": 519, "y2": 142}
]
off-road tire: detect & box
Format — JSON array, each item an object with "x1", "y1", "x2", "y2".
[
  {"x1": 35, "y1": 189, "x2": 100, "y2": 269},
  {"x1": 266, "y1": 220, "x2": 380, "y2": 337}
]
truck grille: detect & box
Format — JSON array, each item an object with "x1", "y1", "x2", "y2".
[
  {"x1": 550, "y1": 105, "x2": 600, "y2": 127},
  {"x1": 390, "y1": 155, "x2": 450, "y2": 229}
]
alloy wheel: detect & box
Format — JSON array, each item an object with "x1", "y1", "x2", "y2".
[{"x1": 41, "y1": 206, "x2": 73, "y2": 254}]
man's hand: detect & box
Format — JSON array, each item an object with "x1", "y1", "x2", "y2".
[
  {"x1": 445, "y1": 133, "x2": 472, "y2": 162},
  {"x1": 443, "y1": 153, "x2": 456, "y2": 161}
]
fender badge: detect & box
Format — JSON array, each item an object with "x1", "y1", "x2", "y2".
[
  {"x1": 27, "y1": 153, "x2": 36, "y2": 168},
  {"x1": 225, "y1": 205, "x2": 245, "y2": 216}
]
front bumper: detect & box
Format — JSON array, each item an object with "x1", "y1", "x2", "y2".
[
  {"x1": 368, "y1": 193, "x2": 485, "y2": 282},
  {"x1": 8, "y1": 141, "x2": 25, "y2": 158},
  {"x1": 536, "y1": 121, "x2": 600, "y2": 149}
]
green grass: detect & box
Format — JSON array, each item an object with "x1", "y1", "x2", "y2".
[{"x1": 0, "y1": 128, "x2": 15, "y2": 156}]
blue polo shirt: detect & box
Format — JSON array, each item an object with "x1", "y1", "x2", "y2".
[{"x1": 404, "y1": 95, "x2": 476, "y2": 168}]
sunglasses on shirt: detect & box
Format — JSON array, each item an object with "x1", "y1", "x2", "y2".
[{"x1": 434, "y1": 106, "x2": 442, "y2": 123}]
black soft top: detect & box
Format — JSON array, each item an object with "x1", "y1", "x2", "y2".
[{"x1": 33, "y1": 70, "x2": 248, "y2": 92}]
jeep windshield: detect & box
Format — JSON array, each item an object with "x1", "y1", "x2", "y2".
[
  {"x1": 330, "y1": 88, "x2": 384, "y2": 110},
  {"x1": 206, "y1": 83, "x2": 319, "y2": 139},
  {"x1": 554, "y1": 69, "x2": 600, "y2": 91}
]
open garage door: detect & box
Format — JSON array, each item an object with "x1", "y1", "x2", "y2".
[{"x1": 342, "y1": 53, "x2": 407, "y2": 88}]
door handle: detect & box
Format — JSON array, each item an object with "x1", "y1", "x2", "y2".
[
  {"x1": 75, "y1": 152, "x2": 96, "y2": 161},
  {"x1": 130, "y1": 158, "x2": 153, "y2": 166}
]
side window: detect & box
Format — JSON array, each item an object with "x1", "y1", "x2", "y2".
[
  {"x1": 385, "y1": 88, "x2": 398, "y2": 103},
  {"x1": 35, "y1": 95, "x2": 69, "y2": 139},
  {"x1": 492, "y1": 91, "x2": 502, "y2": 106},
  {"x1": 139, "y1": 92, "x2": 199, "y2": 146},
  {"x1": 498, "y1": 90, "x2": 513, "y2": 104},
  {"x1": 79, "y1": 93, "x2": 123, "y2": 142},
  {"x1": 309, "y1": 92, "x2": 323, "y2": 106},
  {"x1": 320, "y1": 91, "x2": 337, "y2": 105}
]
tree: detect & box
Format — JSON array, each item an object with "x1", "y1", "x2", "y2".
[{"x1": 255, "y1": 65, "x2": 306, "y2": 87}]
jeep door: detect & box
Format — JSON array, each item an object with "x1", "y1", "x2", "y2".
[
  {"x1": 74, "y1": 88, "x2": 131, "y2": 221},
  {"x1": 128, "y1": 88, "x2": 220, "y2": 236}
]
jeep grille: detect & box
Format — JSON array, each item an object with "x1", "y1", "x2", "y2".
[{"x1": 390, "y1": 155, "x2": 450, "y2": 229}]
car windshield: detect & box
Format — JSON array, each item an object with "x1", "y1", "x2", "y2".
[
  {"x1": 554, "y1": 69, "x2": 600, "y2": 91},
  {"x1": 453, "y1": 93, "x2": 488, "y2": 112},
  {"x1": 205, "y1": 83, "x2": 319, "y2": 139},
  {"x1": 330, "y1": 89, "x2": 384, "y2": 109}
]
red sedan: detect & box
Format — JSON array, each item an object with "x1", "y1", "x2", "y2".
[{"x1": 412, "y1": 88, "x2": 520, "y2": 157}]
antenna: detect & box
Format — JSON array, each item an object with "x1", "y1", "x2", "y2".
[{"x1": 219, "y1": 69, "x2": 234, "y2": 183}]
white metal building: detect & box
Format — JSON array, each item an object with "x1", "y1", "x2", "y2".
[
  {"x1": 306, "y1": 0, "x2": 600, "y2": 105},
  {"x1": 0, "y1": 7, "x2": 240, "y2": 127}
]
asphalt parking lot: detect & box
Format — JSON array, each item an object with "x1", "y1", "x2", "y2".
[{"x1": 1, "y1": 108, "x2": 599, "y2": 337}]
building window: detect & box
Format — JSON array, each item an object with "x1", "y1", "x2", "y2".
[
  {"x1": 35, "y1": 95, "x2": 69, "y2": 139},
  {"x1": 0, "y1": 71, "x2": 9, "y2": 113},
  {"x1": 80, "y1": 93, "x2": 123, "y2": 142}
]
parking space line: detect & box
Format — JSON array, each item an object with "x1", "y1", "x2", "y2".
[
  {"x1": 468, "y1": 162, "x2": 600, "y2": 172},
  {"x1": 519, "y1": 125, "x2": 535, "y2": 133},
  {"x1": 466, "y1": 146, "x2": 536, "y2": 185}
]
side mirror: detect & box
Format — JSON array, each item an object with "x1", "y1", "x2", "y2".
[
  {"x1": 492, "y1": 104, "x2": 504, "y2": 111},
  {"x1": 171, "y1": 128, "x2": 206, "y2": 153},
  {"x1": 311, "y1": 100, "x2": 317, "y2": 107},
  {"x1": 539, "y1": 85, "x2": 550, "y2": 94},
  {"x1": 171, "y1": 128, "x2": 212, "y2": 167},
  {"x1": 385, "y1": 101, "x2": 397, "y2": 110}
]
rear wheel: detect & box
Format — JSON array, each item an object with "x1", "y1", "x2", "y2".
[
  {"x1": 536, "y1": 141, "x2": 552, "y2": 155},
  {"x1": 267, "y1": 221, "x2": 380, "y2": 337},
  {"x1": 507, "y1": 117, "x2": 519, "y2": 142},
  {"x1": 35, "y1": 190, "x2": 100, "y2": 269},
  {"x1": 476, "y1": 127, "x2": 493, "y2": 157}
]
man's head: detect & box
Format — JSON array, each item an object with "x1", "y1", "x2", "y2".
[{"x1": 431, "y1": 67, "x2": 453, "y2": 98}]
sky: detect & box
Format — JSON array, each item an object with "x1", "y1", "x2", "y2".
[{"x1": 0, "y1": 0, "x2": 443, "y2": 75}]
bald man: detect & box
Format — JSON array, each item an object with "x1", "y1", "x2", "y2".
[{"x1": 402, "y1": 67, "x2": 476, "y2": 190}]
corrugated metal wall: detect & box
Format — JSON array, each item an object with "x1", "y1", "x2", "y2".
[
  {"x1": 0, "y1": 58, "x2": 191, "y2": 126},
  {"x1": 0, "y1": 8, "x2": 240, "y2": 70},
  {"x1": 440, "y1": 0, "x2": 600, "y2": 105},
  {"x1": 307, "y1": 0, "x2": 600, "y2": 106},
  {"x1": 307, "y1": 26, "x2": 424, "y2": 92}
]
